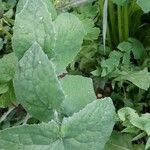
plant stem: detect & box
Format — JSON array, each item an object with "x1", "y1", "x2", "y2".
[
  {"x1": 108, "y1": 0, "x2": 118, "y2": 46},
  {"x1": 123, "y1": 4, "x2": 129, "y2": 41},
  {"x1": 99, "y1": 0, "x2": 104, "y2": 17},
  {"x1": 117, "y1": 5, "x2": 123, "y2": 42},
  {"x1": 106, "y1": 25, "x2": 112, "y2": 49},
  {"x1": 0, "y1": 107, "x2": 15, "y2": 124},
  {"x1": 23, "y1": 113, "x2": 31, "y2": 125}
]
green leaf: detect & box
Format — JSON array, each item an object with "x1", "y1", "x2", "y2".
[
  {"x1": 101, "y1": 51, "x2": 123, "y2": 77},
  {"x1": 145, "y1": 137, "x2": 150, "y2": 150},
  {"x1": 0, "y1": 121, "x2": 60, "y2": 150},
  {"x1": 13, "y1": 0, "x2": 56, "y2": 59},
  {"x1": 53, "y1": 13, "x2": 85, "y2": 74},
  {"x1": 73, "y1": 2, "x2": 98, "y2": 20},
  {"x1": 0, "y1": 52, "x2": 18, "y2": 83},
  {"x1": 0, "y1": 38, "x2": 3, "y2": 50},
  {"x1": 0, "y1": 83, "x2": 9, "y2": 94},
  {"x1": 128, "y1": 38, "x2": 144, "y2": 60},
  {"x1": 81, "y1": 18, "x2": 100, "y2": 40},
  {"x1": 16, "y1": 0, "x2": 27, "y2": 14},
  {"x1": 61, "y1": 75, "x2": 96, "y2": 116},
  {"x1": 130, "y1": 114, "x2": 150, "y2": 135},
  {"x1": 61, "y1": 98, "x2": 116, "y2": 150},
  {"x1": 118, "y1": 107, "x2": 139, "y2": 122},
  {"x1": 104, "y1": 132, "x2": 134, "y2": 150},
  {"x1": 137, "y1": 0, "x2": 150, "y2": 13},
  {"x1": 14, "y1": 1, "x2": 85, "y2": 71},
  {"x1": 0, "y1": 82, "x2": 16, "y2": 108},
  {"x1": 0, "y1": 98, "x2": 116, "y2": 150},
  {"x1": 105, "y1": 132, "x2": 145, "y2": 150},
  {"x1": 16, "y1": 0, "x2": 57, "y2": 19},
  {"x1": 117, "y1": 38, "x2": 144, "y2": 60},
  {"x1": 13, "y1": 42, "x2": 65, "y2": 122},
  {"x1": 133, "y1": 144, "x2": 145, "y2": 150},
  {"x1": 118, "y1": 107, "x2": 140, "y2": 134},
  {"x1": 118, "y1": 107, "x2": 150, "y2": 136},
  {"x1": 114, "y1": 69, "x2": 150, "y2": 90}
]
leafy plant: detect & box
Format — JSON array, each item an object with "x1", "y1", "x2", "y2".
[
  {"x1": 0, "y1": 42, "x2": 116, "y2": 149},
  {"x1": 118, "y1": 107, "x2": 150, "y2": 150},
  {"x1": 0, "y1": 0, "x2": 150, "y2": 149},
  {"x1": 0, "y1": 0, "x2": 116, "y2": 149}
]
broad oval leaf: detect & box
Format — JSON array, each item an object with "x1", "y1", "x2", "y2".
[
  {"x1": 53, "y1": 13, "x2": 85, "y2": 74},
  {"x1": 13, "y1": 42, "x2": 65, "y2": 122},
  {"x1": 0, "y1": 98, "x2": 116, "y2": 150},
  {"x1": 61, "y1": 97, "x2": 116, "y2": 150},
  {"x1": 0, "y1": 121, "x2": 60, "y2": 150},
  {"x1": 16, "y1": 0, "x2": 57, "y2": 19},
  {"x1": 114, "y1": 69, "x2": 150, "y2": 90},
  {"x1": 117, "y1": 38, "x2": 144, "y2": 60},
  {"x1": 13, "y1": 0, "x2": 56, "y2": 59},
  {"x1": 61, "y1": 75, "x2": 96, "y2": 116},
  {"x1": 137, "y1": 0, "x2": 150, "y2": 13}
]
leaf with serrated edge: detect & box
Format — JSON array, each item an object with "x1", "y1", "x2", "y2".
[
  {"x1": 16, "y1": 0, "x2": 57, "y2": 19},
  {"x1": 137, "y1": 0, "x2": 150, "y2": 13},
  {"x1": 13, "y1": 0, "x2": 56, "y2": 59},
  {"x1": 52, "y1": 13, "x2": 85, "y2": 74},
  {"x1": 13, "y1": 42, "x2": 65, "y2": 122},
  {"x1": 61, "y1": 97, "x2": 116, "y2": 150},
  {"x1": 0, "y1": 98, "x2": 116, "y2": 150},
  {"x1": 61, "y1": 75, "x2": 96, "y2": 116},
  {"x1": 114, "y1": 69, "x2": 150, "y2": 90},
  {"x1": 0, "y1": 121, "x2": 60, "y2": 150}
]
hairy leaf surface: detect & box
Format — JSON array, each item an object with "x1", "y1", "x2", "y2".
[
  {"x1": 16, "y1": 0, "x2": 57, "y2": 19},
  {"x1": 114, "y1": 69, "x2": 150, "y2": 90},
  {"x1": 61, "y1": 75, "x2": 96, "y2": 116},
  {"x1": 61, "y1": 98, "x2": 116, "y2": 150},
  {"x1": 13, "y1": 42, "x2": 65, "y2": 122},
  {"x1": 13, "y1": 0, "x2": 55, "y2": 59},
  {"x1": 0, "y1": 121, "x2": 60, "y2": 150},
  {"x1": 53, "y1": 13, "x2": 85, "y2": 74},
  {"x1": 0, "y1": 98, "x2": 116, "y2": 150},
  {"x1": 137, "y1": 0, "x2": 150, "y2": 13}
]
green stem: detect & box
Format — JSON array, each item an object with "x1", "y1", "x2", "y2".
[
  {"x1": 99, "y1": 0, "x2": 104, "y2": 17},
  {"x1": 123, "y1": 4, "x2": 129, "y2": 41},
  {"x1": 129, "y1": 0, "x2": 136, "y2": 16},
  {"x1": 0, "y1": 107, "x2": 15, "y2": 124},
  {"x1": 117, "y1": 6, "x2": 123, "y2": 42},
  {"x1": 108, "y1": 0, "x2": 118, "y2": 46},
  {"x1": 107, "y1": 25, "x2": 112, "y2": 49}
]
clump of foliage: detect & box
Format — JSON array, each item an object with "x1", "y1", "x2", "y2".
[{"x1": 0, "y1": 0, "x2": 150, "y2": 149}]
